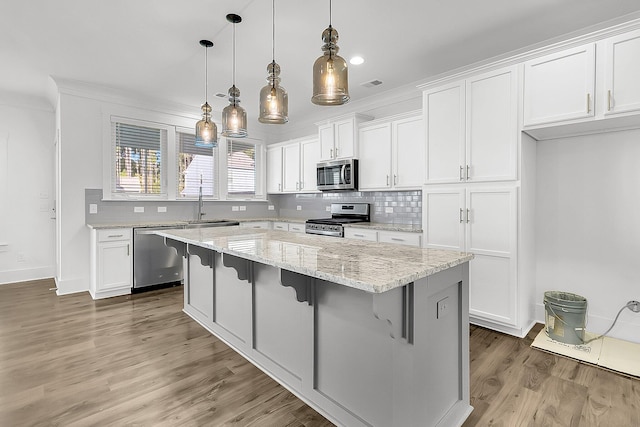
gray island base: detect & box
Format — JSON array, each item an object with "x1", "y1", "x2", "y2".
[{"x1": 156, "y1": 227, "x2": 474, "y2": 427}]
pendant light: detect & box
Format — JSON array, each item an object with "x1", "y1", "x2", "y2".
[
  {"x1": 195, "y1": 40, "x2": 218, "y2": 147},
  {"x1": 222, "y1": 13, "x2": 248, "y2": 138},
  {"x1": 311, "y1": 0, "x2": 349, "y2": 106},
  {"x1": 259, "y1": 0, "x2": 288, "y2": 124}
]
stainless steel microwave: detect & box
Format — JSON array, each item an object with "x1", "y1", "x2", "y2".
[{"x1": 316, "y1": 158, "x2": 358, "y2": 191}]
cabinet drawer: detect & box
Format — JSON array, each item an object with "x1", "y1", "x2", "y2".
[
  {"x1": 344, "y1": 228, "x2": 378, "y2": 242},
  {"x1": 97, "y1": 228, "x2": 131, "y2": 242},
  {"x1": 289, "y1": 223, "x2": 305, "y2": 233},
  {"x1": 272, "y1": 222, "x2": 289, "y2": 231},
  {"x1": 240, "y1": 221, "x2": 270, "y2": 230},
  {"x1": 378, "y1": 231, "x2": 422, "y2": 247}
]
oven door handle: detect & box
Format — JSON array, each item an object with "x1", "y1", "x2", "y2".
[{"x1": 340, "y1": 164, "x2": 347, "y2": 184}]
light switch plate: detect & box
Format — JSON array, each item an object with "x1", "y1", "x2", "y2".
[
  {"x1": 89, "y1": 204, "x2": 98, "y2": 214},
  {"x1": 239, "y1": 206, "x2": 246, "y2": 211},
  {"x1": 325, "y1": 206, "x2": 331, "y2": 212},
  {"x1": 157, "y1": 206, "x2": 167, "y2": 213},
  {"x1": 134, "y1": 206, "x2": 144, "y2": 213},
  {"x1": 385, "y1": 207, "x2": 394, "y2": 213},
  {"x1": 296, "y1": 205, "x2": 302, "y2": 211},
  {"x1": 232, "y1": 206, "x2": 239, "y2": 212},
  {"x1": 268, "y1": 205, "x2": 275, "y2": 211}
]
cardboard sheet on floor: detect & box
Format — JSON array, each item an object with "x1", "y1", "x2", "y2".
[{"x1": 531, "y1": 329, "x2": 640, "y2": 379}]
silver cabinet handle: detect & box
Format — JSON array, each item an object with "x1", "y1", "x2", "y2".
[
  {"x1": 466, "y1": 209, "x2": 471, "y2": 223},
  {"x1": 386, "y1": 175, "x2": 390, "y2": 186},
  {"x1": 335, "y1": 147, "x2": 339, "y2": 157},
  {"x1": 394, "y1": 175, "x2": 397, "y2": 185},
  {"x1": 459, "y1": 208, "x2": 463, "y2": 223},
  {"x1": 330, "y1": 148, "x2": 334, "y2": 158},
  {"x1": 278, "y1": 183, "x2": 281, "y2": 192},
  {"x1": 459, "y1": 166, "x2": 464, "y2": 181},
  {"x1": 466, "y1": 165, "x2": 470, "y2": 180},
  {"x1": 587, "y1": 93, "x2": 591, "y2": 113},
  {"x1": 127, "y1": 243, "x2": 130, "y2": 256},
  {"x1": 391, "y1": 237, "x2": 404, "y2": 242},
  {"x1": 354, "y1": 233, "x2": 365, "y2": 238},
  {"x1": 296, "y1": 182, "x2": 299, "y2": 191},
  {"x1": 608, "y1": 90, "x2": 612, "y2": 111},
  {"x1": 300, "y1": 181, "x2": 304, "y2": 189},
  {"x1": 108, "y1": 234, "x2": 123, "y2": 238}
]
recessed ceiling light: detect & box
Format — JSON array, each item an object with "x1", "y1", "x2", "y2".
[{"x1": 350, "y1": 56, "x2": 364, "y2": 65}]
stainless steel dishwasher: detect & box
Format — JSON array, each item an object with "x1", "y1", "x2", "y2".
[{"x1": 132, "y1": 221, "x2": 239, "y2": 292}]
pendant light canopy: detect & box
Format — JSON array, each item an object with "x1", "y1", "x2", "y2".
[
  {"x1": 259, "y1": 0, "x2": 288, "y2": 124},
  {"x1": 222, "y1": 13, "x2": 248, "y2": 138},
  {"x1": 195, "y1": 40, "x2": 218, "y2": 147},
  {"x1": 311, "y1": 0, "x2": 349, "y2": 106}
]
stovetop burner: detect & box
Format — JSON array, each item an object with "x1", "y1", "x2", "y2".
[{"x1": 305, "y1": 203, "x2": 370, "y2": 237}]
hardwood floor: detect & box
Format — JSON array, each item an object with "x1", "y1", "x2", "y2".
[{"x1": 1, "y1": 279, "x2": 638, "y2": 426}]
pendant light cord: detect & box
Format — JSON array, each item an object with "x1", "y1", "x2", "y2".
[
  {"x1": 232, "y1": 21, "x2": 236, "y2": 89},
  {"x1": 204, "y1": 45, "x2": 208, "y2": 104}
]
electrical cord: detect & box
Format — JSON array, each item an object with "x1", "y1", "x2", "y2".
[{"x1": 545, "y1": 301, "x2": 636, "y2": 345}]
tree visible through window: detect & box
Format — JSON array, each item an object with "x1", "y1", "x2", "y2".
[
  {"x1": 227, "y1": 139, "x2": 256, "y2": 196},
  {"x1": 177, "y1": 131, "x2": 217, "y2": 198},
  {"x1": 112, "y1": 122, "x2": 165, "y2": 195}
]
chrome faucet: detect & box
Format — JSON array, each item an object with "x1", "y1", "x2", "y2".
[{"x1": 197, "y1": 176, "x2": 205, "y2": 221}]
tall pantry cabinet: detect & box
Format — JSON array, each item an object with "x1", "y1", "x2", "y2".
[{"x1": 421, "y1": 65, "x2": 537, "y2": 337}]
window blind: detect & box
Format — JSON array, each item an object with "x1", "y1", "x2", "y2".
[
  {"x1": 112, "y1": 122, "x2": 166, "y2": 195},
  {"x1": 177, "y1": 131, "x2": 218, "y2": 198},
  {"x1": 227, "y1": 139, "x2": 256, "y2": 196}
]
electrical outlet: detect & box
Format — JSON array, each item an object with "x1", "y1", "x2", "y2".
[
  {"x1": 628, "y1": 300, "x2": 640, "y2": 313},
  {"x1": 239, "y1": 205, "x2": 246, "y2": 211},
  {"x1": 325, "y1": 206, "x2": 331, "y2": 212},
  {"x1": 89, "y1": 204, "x2": 98, "y2": 214},
  {"x1": 437, "y1": 296, "x2": 450, "y2": 319},
  {"x1": 134, "y1": 206, "x2": 144, "y2": 213},
  {"x1": 232, "y1": 206, "x2": 239, "y2": 212},
  {"x1": 157, "y1": 206, "x2": 167, "y2": 213},
  {"x1": 296, "y1": 205, "x2": 302, "y2": 211},
  {"x1": 268, "y1": 205, "x2": 275, "y2": 211},
  {"x1": 385, "y1": 207, "x2": 393, "y2": 213}
]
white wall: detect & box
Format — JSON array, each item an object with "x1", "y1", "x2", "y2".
[
  {"x1": 536, "y1": 129, "x2": 640, "y2": 343},
  {"x1": 0, "y1": 93, "x2": 56, "y2": 284}
]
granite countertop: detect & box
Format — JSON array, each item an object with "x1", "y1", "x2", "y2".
[
  {"x1": 154, "y1": 227, "x2": 472, "y2": 294},
  {"x1": 86, "y1": 218, "x2": 422, "y2": 233}
]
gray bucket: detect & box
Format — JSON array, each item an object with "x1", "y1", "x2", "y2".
[{"x1": 543, "y1": 291, "x2": 587, "y2": 345}]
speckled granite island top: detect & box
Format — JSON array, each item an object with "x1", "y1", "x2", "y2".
[{"x1": 155, "y1": 226, "x2": 473, "y2": 294}]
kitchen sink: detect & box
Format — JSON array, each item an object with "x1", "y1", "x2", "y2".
[{"x1": 184, "y1": 220, "x2": 240, "y2": 229}]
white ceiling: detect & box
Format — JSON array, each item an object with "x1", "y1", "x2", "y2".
[{"x1": 3, "y1": 0, "x2": 640, "y2": 136}]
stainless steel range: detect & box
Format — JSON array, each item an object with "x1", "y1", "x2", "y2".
[{"x1": 305, "y1": 203, "x2": 370, "y2": 237}]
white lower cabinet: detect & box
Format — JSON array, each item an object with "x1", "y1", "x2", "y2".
[
  {"x1": 423, "y1": 186, "x2": 517, "y2": 327},
  {"x1": 344, "y1": 227, "x2": 378, "y2": 242},
  {"x1": 90, "y1": 228, "x2": 132, "y2": 299}
]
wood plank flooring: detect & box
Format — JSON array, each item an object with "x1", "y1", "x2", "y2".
[{"x1": 1, "y1": 279, "x2": 638, "y2": 426}]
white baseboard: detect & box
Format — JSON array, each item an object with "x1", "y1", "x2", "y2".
[{"x1": 0, "y1": 266, "x2": 55, "y2": 285}]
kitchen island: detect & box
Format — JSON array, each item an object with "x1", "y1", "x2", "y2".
[{"x1": 155, "y1": 226, "x2": 474, "y2": 427}]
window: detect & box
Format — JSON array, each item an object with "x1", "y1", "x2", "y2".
[
  {"x1": 177, "y1": 131, "x2": 218, "y2": 199},
  {"x1": 111, "y1": 121, "x2": 166, "y2": 196},
  {"x1": 227, "y1": 139, "x2": 258, "y2": 197}
]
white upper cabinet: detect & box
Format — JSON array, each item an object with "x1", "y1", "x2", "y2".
[
  {"x1": 268, "y1": 137, "x2": 320, "y2": 194},
  {"x1": 523, "y1": 44, "x2": 596, "y2": 127},
  {"x1": 300, "y1": 138, "x2": 320, "y2": 192},
  {"x1": 358, "y1": 112, "x2": 424, "y2": 191},
  {"x1": 603, "y1": 29, "x2": 640, "y2": 116},
  {"x1": 318, "y1": 114, "x2": 372, "y2": 161},
  {"x1": 282, "y1": 143, "x2": 301, "y2": 192},
  {"x1": 266, "y1": 145, "x2": 283, "y2": 193},
  {"x1": 424, "y1": 66, "x2": 518, "y2": 184}
]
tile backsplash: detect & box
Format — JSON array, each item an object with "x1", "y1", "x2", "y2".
[{"x1": 85, "y1": 189, "x2": 421, "y2": 227}]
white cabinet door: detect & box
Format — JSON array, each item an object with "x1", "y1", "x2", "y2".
[
  {"x1": 334, "y1": 118, "x2": 356, "y2": 159},
  {"x1": 424, "y1": 82, "x2": 465, "y2": 183},
  {"x1": 393, "y1": 115, "x2": 424, "y2": 188},
  {"x1": 423, "y1": 188, "x2": 465, "y2": 251},
  {"x1": 377, "y1": 230, "x2": 422, "y2": 247},
  {"x1": 267, "y1": 146, "x2": 283, "y2": 193},
  {"x1": 300, "y1": 138, "x2": 320, "y2": 192},
  {"x1": 282, "y1": 143, "x2": 301, "y2": 192},
  {"x1": 466, "y1": 67, "x2": 517, "y2": 182},
  {"x1": 358, "y1": 123, "x2": 392, "y2": 190},
  {"x1": 466, "y1": 188, "x2": 517, "y2": 326},
  {"x1": 318, "y1": 123, "x2": 334, "y2": 161},
  {"x1": 523, "y1": 44, "x2": 596, "y2": 126},
  {"x1": 603, "y1": 29, "x2": 640, "y2": 116},
  {"x1": 98, "y1": 240, "x2": 131, "y2": 291},
  {"x1": 344, "y1": 228, "x2": 378, "y2": 242}
]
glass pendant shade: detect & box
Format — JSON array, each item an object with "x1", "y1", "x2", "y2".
[
  {"x1": 312, "y1": 26, "x2": 349, "y2": 105},
  {"x1": 259, "y1": 62, "x2": 288, "y2": 124},
  {"x1": 195, "y1": 102, "x2": 218, "y2": 147},
  {"x1": 222, "y1": 85, "x2": 248, "y2": 138}
]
